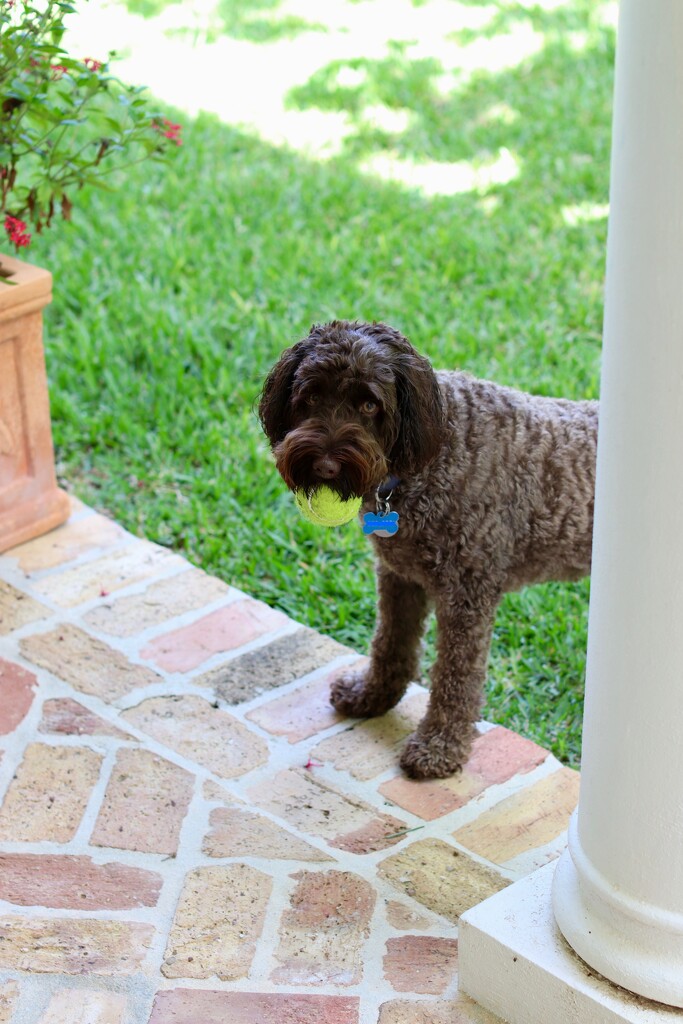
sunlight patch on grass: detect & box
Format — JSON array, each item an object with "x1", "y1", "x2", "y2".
[
  {"x1": 440, "y1": 22, "x2": 544, "y2": 80},
  {"x1": 505, "y1": 0, "x2": 567, "y2": 8},
  {"x1": 561, "y1": 202, "x2": 610, "y2": 227},
  {"x1": 598, "y1": 2, "x2": 619, "y2": 29},
  {"x1": 476, "y1": 101, "x2": 520, "y2": 127},
  {"x1": 359, "y1": 146, "x2": 519, "y2": 198},
  {"x1": 360, "y1": 104, "x2": 412, "y2": 135},
  {"x1": 65, "y1": 0, "x2": 547, "y2": 160}
]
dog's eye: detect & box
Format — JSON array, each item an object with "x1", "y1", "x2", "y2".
[
  {"x1": 305, "y1": 393, "x2": 321, "y2": 406},
  {"x1": 360, "y1": 399, "x2": 379, "y2": 415}
]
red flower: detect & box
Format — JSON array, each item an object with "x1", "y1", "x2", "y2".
[
  {"x1": 156, "y1": 118, "x2": 183, "y2": 146},
  {"x1": 50, "y1": 64, "x2": 68, "y2": 80},
  {"x1": 84, "y1": 58, "x2": 103, "y2": 72},
  {"x1": 4, "y1": 214, "x2": 31, "y2": 248}
]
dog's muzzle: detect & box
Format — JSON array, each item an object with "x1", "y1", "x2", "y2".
[{"x1": 273, "y1": 420, "x2": 389, "y2": 500}]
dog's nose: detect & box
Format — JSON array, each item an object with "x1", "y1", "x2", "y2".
[{"x1": 312, "y1": 455, "x2": 341, "y2": 481}]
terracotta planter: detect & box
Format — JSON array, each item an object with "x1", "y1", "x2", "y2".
[{"x1": 0, "y1": 252, "x2": 70, "y2": 552}]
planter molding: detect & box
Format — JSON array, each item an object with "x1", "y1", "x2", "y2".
[{"x1": 0, "y1": 252, "x2": 70, "y2": 552}]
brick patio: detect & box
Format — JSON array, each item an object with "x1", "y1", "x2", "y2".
[{"x1": 0, "y1": 497, "x2": 580, "y2": 1024}]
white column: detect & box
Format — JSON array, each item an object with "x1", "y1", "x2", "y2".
[{"x1": 552, "y1": 0, "x2": 683, "y2": 1005}]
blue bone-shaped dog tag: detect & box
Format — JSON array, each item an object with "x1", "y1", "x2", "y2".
[{"x1": 362, "y1": 511, "x2": 399, "y2": 538}]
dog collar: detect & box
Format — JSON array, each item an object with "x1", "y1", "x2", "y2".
[
  {"x1": 363, "y1": 475, "x2": 401, "y2": 538},
  {"x1": 376, "y1": 474, "x2": 401, "y2": 499}
]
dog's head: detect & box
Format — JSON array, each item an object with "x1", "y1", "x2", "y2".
[{"x1": 258, "y1": 320, "x2": 444, "y2": 500}]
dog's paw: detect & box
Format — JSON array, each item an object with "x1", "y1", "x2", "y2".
[
  {"x1": 399, "y1": 730, "x2": 470, "y2": 779},
  {"x1": 330, "y1": 669, "x2": 398, "y2": 718}
]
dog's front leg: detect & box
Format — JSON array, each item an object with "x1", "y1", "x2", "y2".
[
  {"x1": 330, "y1": 564, "x2": 429, "y2": 718},
  {"x1": 400, "y1": 582, "x2": 501, "y2": 779}
]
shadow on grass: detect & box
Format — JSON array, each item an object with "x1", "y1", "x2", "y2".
[{"x1": 37, "y1": 0, "x2": 613, "y2": 767}]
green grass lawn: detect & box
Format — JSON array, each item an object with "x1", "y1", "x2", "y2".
[{"x1": 27, "y1": 0, "x2": 614, "y2": 768}]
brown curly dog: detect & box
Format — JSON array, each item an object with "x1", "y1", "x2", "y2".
[{"x1": 259, "y1": 320, "x2": 597, "y2": 778}]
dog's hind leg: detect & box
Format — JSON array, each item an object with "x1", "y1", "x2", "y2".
[
  {"x1": 330, "y1": 565, "x2": 429, "y2": 718},
  {"x1": 400, "y1": 581, "x2": 501, "y2": 779}
]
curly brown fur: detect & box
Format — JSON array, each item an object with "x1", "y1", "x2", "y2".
[{"x1": 259, "y1": 320, "x2": 598, "y2": 778}]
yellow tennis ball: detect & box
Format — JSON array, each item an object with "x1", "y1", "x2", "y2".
[{"x1": 294, "y1": 486, "x2": 362, "y2": 527}]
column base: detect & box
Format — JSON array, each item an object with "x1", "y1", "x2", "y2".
[
  {"x1": 0, "y1": 486, "x2": 71, "y2": 553},
  {"x1": 459, "y1": 862, "x2": 683, "y2": 1024},
  {"x1": 553, "y1": 827, "x2": 683, "y2": 1008}
]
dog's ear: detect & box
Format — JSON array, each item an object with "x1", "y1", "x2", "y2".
[
  {"x1": 390, "y1": 350, "x2": 444, "y2": 475},
  {"x1": 362, "y1": 323, "x2": 444, "y2": 476},
  {"x1": 258, "y1": 342, "x2": 307, "y2": 447}
]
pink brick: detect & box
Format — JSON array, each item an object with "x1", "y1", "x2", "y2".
[
  {"x1": 246, "y1": 669, "x2": 352, "y2": 742},
  {"x1": 383, "y1": 936, "x2": 458, "y2": 994},
  {"x1": 0, "y1": 658, "x2": 37, "y2": 735},
  {"x1": 379, "y1": 727, "x2": 549, "y2": 820},
  {"x1": 91, "y1": 748, "x2": 194, "y2": 856},
  {"x1": 272, "y1": 870, "x2": 375, "y2": 986},
  {"x1": 140, "y1": 598, "x2": 290, "y2": 672},
  {"x1": 465, "y1": 727, "x2": 549, "y2": 781},
  {"x1": 38, "y1": 698, "x2": 130, "y2": 738},
  {"x1": 247, "y1": 769, "x2": 407, "y2": 855},
  {"x1": 0, "y1": 854, "x2": 162, "y2": 909},
  {"x1": 122, "y1": 695, "x2": 268, "y2": 779},
  {"x1": 149, "y1": 990, "x2": 359, "y2": 1024},
  {"x1": 385, "y1": 901, "x2": 433, "y2": 930}
]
